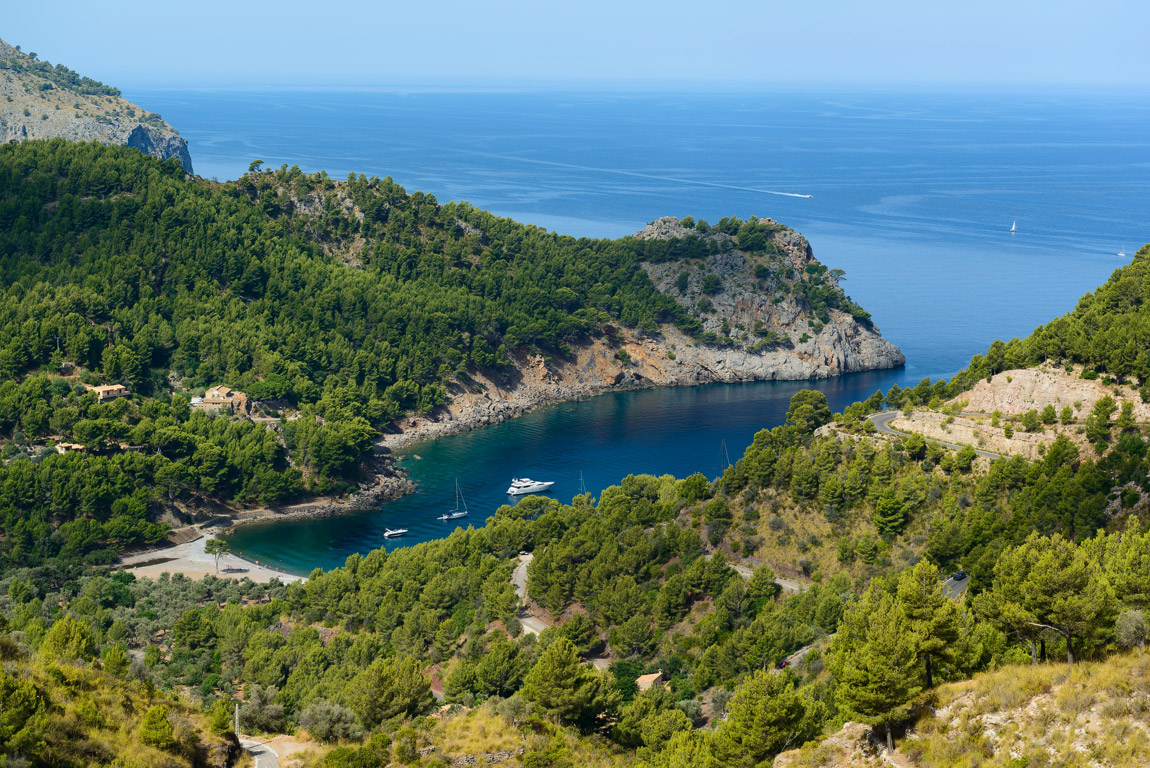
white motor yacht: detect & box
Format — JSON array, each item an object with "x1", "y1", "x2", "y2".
[
  {"x1": 383, "y1": 527, "x2": 408, "y2": 538},
  {"x1": 506, "y1": 477, "x2": 555, "y2": 495}
]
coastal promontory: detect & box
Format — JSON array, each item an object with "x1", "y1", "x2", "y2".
[
  {"x1": 0, "y1": 140, "x2": 901, "y2": 550},
  {"x1": 0, "y1": 38, "x2": 192, "y2": 172}
]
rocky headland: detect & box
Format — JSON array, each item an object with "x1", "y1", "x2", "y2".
[
  {"x1": 381, "y1": 216, "x2": 904, "y2": 450},
  {"x1": 0, "y1": 38, "x2": 192, "y2": 172}
]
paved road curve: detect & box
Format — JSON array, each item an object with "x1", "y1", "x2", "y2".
[
  {"x1": 868, "y1": 411, "x2": 1003, "y2": 460},
  {"x1": 941, "y1": 573, "x2": 970, "y2": 601},
  {"x1": 513, "y1": 553, "x2": 550, "y2": 635},
  {"x1": 726, "y1": 561, "x2": 808, "y2": 594},
  {"x1": 240, "y1": 738, "x2": 279, "y2": 768}
]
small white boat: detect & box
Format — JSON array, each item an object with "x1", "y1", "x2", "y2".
[
  {"x1": 1118, "y1": 244, "x2": 1127, "y2": 258},
  {"x1": 439, "y1": 479, "x2": 470, "y2": 521},
  {"x1": 1010, "y1": 221, "x2": 1017, "y2": 233},
  {"x1": 507, "y1": 477, "x2": 555, "y2": 495},
  {"x1": 383, "y1": 527, "x2": 408, "y2": 538}
]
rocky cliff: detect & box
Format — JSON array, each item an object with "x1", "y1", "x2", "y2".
[
  {"x1": 636, "y1": 216, "x2": 903, "y2": 378},
  {"x1": 384, "y1": 217, "x2": 903, "y2": 448},
  {"x1": 0, "y1": 38, "x2": 192, "y2": 172}
]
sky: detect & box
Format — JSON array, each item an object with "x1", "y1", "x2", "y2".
[{"x1": 6, "y1": 0, "x2": 1150, "y2": 90}]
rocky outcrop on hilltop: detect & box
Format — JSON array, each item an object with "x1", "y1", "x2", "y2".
[
  {"x1": 638, "y1": 216, "x2": 904, "y2": 377},
  {"x1": 0, "y1": 38, "x2": 192, "y2": 172},
  {"x1": 379, "y1": 216, "x2": 903, "y2": 449}
]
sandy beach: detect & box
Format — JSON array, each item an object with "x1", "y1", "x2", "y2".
[{"x1": 118, "y1": 530, "x2": 306, "y2": 583}]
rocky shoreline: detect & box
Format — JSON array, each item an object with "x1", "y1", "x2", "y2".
[
  {"x1": 222, "y1": 217, "x2": 905, "y2": 527},
  {"x1": 378, "y1": 321, "x2": 903, "y2": 455},
  {"x1": 222, "y1": 457, "x2": 417, "y2": 532}
]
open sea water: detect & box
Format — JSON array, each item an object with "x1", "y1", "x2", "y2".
[{"x1": 129, "y1": 89, "x2": 1150, "y2": 572}]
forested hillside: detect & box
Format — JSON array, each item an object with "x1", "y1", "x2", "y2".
[
  {"x1": 0, "y1": 140, "x2": 884, "y2": 568},
  {"x1": 949, "y1": 243, "x2": 1150, "y2": 386},
  {"x1": 2, "y1": 138, "x2": 1150, "y2": 767},
  {"x1": 5, "y1": 379, "x2": 1150, "y2": 766}
]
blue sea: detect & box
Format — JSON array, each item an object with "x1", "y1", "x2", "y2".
[{"x1": 129, "y1": 89, "x2": 1150, "y2": 572}]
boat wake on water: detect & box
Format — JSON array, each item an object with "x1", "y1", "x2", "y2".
[{"x1": 462, "y1": 151, "x2": 814, "y2": 199}]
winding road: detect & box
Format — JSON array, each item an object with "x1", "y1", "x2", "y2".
[
  {"x1": 512, "y1": 553, "x2": 549, "y2": 635},
  {"x1": 515, "y1": 552, "x2": 809, "y2": 636},
  {"x1": 868, "y1": 411, "x2": 1003, "y2": 460},
  {"x1": 240, "y1": 737, "x2": 279, "y2": 768},
  {"x1": 724, "y1": 560, "x2": 808, "y2": 594}
]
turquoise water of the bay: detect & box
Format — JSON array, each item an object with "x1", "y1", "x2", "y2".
[{"x1": 130, "y1": 89, "x2": 1150, "y2": 573}]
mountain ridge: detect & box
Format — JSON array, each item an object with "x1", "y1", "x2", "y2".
[{"x1": 0, "y1": 37, "x2": 192, "y2": 172}]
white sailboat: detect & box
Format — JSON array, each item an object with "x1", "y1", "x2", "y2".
[
  {"x1": 1118, "y1": 244, "x2": 1127, "y2": 258},
  {"x1": 1010, "y1": 221, "x2": 1017, "y2": 233},
  {"x1": 439, "y1": 479, "x2": 469, "y2": 521},
  {"x1": 383, "y1": 527, "x2": 408, "y2": 538}
]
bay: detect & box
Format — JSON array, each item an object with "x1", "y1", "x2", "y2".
[{"x1": 127, "y1": 89, "x2": 1150, "y2": 573}]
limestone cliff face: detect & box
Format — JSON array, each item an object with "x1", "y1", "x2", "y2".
[
  {"x1": 0, "y1": 39, "x2": 192, "y2": 172},
  {"x1": 637, "y1": 216, "x2": 904, "y2": 379},
  {"x1": 386, "y1": 217, "x2": 903, "y2": 448}
]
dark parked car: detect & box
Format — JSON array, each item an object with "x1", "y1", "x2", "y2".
[{"x1": 951, "y1": 570, "x2": 967, "y2": 581}]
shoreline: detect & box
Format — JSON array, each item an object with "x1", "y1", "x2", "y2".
[
  {"x1": 118, "y1": 354, "x2": 901, "y2": 581},
  {"x1": 117, "y1": 529, "x2": 306, "y2": 583},
  {"x1": 226, "y1": 329, "x2": 905, "y2": 534},
  {"x1": 376, "y1": 323, "x2": 905, "y2": 454},
  {"x1": 148, "y1": 322, "x2": 902, "y2": 574}
]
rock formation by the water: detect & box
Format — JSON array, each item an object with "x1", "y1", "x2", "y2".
[
  {"x1": 636, "y1": 216, "x2": 904, "y2": 377},
  {"x1": 383, "y1": 216, "x2": 904, "y2": 448},
  {"x1": 0, "y1": 38, "x2": 192, "y2": 172}
]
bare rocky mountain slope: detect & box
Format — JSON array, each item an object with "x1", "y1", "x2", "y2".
[{"x1": 0, "y1": 38, "x2": 192, "y2": 172}]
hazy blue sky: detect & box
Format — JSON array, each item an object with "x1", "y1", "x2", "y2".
[{"x1": 7, "y1": 0, "x2": 1149, "y2": 89}]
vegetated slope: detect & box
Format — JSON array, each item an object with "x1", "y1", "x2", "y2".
[
  {"x1": 0, "y1": 618, "x2": 237, "y2": 768},
  {"x1": 3, "y1": 385, "x2": 1148, "y2": 768},
  {"x1": 777, "y1": 651, "x2": 1150, "y2": 768},
  {"x1": 3, "y1": 237, "x2": 1148, "y2": 767},
  {"x1": 0, "y1": 140, "x2": 897, "y2": 567},
  {"x1": 0, "y1": 38, "x2": 192, "y2": 172},
  {"x1": 954, "y1": 244, "x2": 1150, "y2": 387}
]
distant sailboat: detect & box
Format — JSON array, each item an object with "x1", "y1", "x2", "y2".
[
  {"x1": 1010, "y1": 221, "x2": 1017, "y2": 234},
  {"x1": 1118, "y1": 244, "x2": 1127, "y2": 258},
  {"x1": 578, "y1": 471, "x2": 588, "y2": 496},
  {"x1": 438, "y1": 479, "x2": 469, "y2": 521}
]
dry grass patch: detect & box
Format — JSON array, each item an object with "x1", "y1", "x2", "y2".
[
  {"x1": 902, "y1": 652, "x2": 1150, "y2": 767},
  {"x1": 435, "y1": 706, "x2": 525, "y2": 756}
]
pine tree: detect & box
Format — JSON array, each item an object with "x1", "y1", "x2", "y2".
[
  {"x1": 975, "y1": 534, "x2": 1045, "y2": 663},
  {"x1": 523, "y1": 637, "x2": 620, "y2": 732},
  {"x1": 828, "y1": 585, "x2": 921, "y2": 752},
  {"x1": 1098, "y1": 521, "x2": 1150, "y2": 608},
  {"x1": 139, "y1": 705, "x2": 175, "y2": 749},
  {"x1": 873, "y1": 488, "x2": 906, "y2": 536},
  {"x1": 1022, "y1": 533, "x2": 1115, "y2": 664},
  {"x1": 635, "y1": 730, "x2": 720, "y2": 768},
  {"x1": 896, "y1": 560, "x2": 960, "y2": 688},
  {"x1": 40, "y1": 614, "x2": 96, "y2": 662},
  {"x1": 711, "y1": 669, "x2": 825, "y2": 766},
  {"x1": 348, "y1": 656, "x2": 432, "y2": 728}
]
